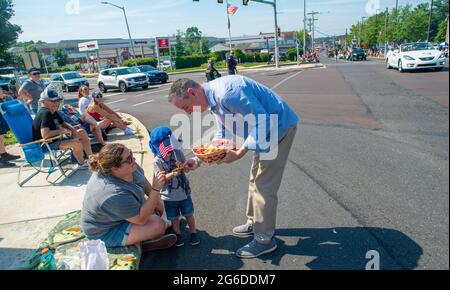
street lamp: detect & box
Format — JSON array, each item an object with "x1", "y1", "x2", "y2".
[
  {"x1": 101, "y1": 1, "x2": 138, "y2": 65},
  {"x1": 360, "y1": 17, "x2": 367, "y2": 47}
]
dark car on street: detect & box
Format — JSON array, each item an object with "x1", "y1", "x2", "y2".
[
  {"x1": 134, "y1": 65, "x2": 169, "y2": 84},
  {"x1": 0, "y1": 75, "x2": 13, "y2": 92},
  {"x1": 50, "y1": 72, "x2": 89, "y2": 92},
  {"x1": 350, "y1": 48, "x2": 367, "y2": 61}
]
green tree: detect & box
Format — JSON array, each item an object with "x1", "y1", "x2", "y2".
[
  {"x1": 174, "y1": 30, "x2": 185, "y2": 56},
  {"x1": 185, "y1": 27, "x2": 203, "y2": 55},
  {"x1": 296, "y1": 29, "x2": 311, "y2": 49},
  {"x1": 435, "y1": 17, "x2": 448, "y2": 42},
  {"x1": 53, "y1": 48, "x2": 68, "y2": 67},
  {"x1": 0, "y1": 0, "x2": 22, "y2": 66}
]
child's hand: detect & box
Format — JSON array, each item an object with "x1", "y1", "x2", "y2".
[{"x1": 184, "y1": 159, "x2": 198, "y2": 172}]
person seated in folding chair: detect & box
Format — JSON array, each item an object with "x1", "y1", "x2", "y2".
[
  {"x1": 0, "y1": 88, "x2": 21, "y2": 168},
  {"x1": 32, "y1": 88, "x2": 93, "y2": 170}
]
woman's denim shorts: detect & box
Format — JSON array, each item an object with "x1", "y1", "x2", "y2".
[{"x1": 96, "y1": 222, "x2": 133, "y2": 248}]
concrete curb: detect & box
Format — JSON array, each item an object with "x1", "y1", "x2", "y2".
[{"x1": 0, "y1": 113, "x2": 154, "y2": 269}]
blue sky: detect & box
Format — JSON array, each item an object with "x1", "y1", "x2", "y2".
[{"x1": 12, "y1": 0, "x2": 426, "y2": 43}]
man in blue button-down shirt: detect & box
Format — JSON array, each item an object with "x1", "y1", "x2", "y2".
[{"x1": 168, "y1": 75, "x2": 299, "y2": 258}]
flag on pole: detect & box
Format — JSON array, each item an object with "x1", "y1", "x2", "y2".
[{"x1": 227, "y1": 4, "x2": 238, "y2": 16}]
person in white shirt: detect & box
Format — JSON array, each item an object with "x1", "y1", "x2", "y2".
[{"x1": 78, "y1": 86, "x2": 107, "y2": 146}]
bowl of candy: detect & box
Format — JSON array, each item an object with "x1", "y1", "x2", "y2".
[{"x1": 192, "y1": 139, "x2": 236, "y2": 164}]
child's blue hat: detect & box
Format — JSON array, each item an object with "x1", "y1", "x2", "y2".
[{"x1": 149, "y1": 126, "x2": 172, "y2": 158}]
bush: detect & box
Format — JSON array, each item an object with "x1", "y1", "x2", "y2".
[
  {"x1": 260, "y1": 53, "x2": 271, "y2": 62},
  {"x1": 74, "y1": 63, "x2": 82, "y2": 71},
  {"x1": 211, "y1": 51, "x2": 228, "y2": 62},
  {"x1": 285, "y1": 48, "x2": 298, "y2": 61},
  {"x1": 173, "y1": 55, "x2": 208, "y2": 69},
  {"x1": 123, "y1": 57, "x2": 157, "y2": 67}
]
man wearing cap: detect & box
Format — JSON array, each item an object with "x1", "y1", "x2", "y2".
[
  {"x1": 18, "y1": 68, "x2": 48, "y2": 114},
  {"x1": 32, "y1": 88, "x2": 93, "y2": 169}
]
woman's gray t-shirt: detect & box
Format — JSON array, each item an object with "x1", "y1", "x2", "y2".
[{"x1": 81, "y1": 166, "x2": 147, "y2": 239}]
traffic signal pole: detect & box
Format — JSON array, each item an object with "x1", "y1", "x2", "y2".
[{"x1": 248, "y1": 0, "x2": 280, "y2": 68}]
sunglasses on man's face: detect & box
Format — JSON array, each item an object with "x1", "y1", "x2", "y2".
[{"x1": 31, "y1": 73, "x2": 41, "y2": 76}]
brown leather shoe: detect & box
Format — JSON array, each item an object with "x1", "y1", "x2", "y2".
[{"x1": 142, "y1": 234, "x2": 177, "y2": 252}]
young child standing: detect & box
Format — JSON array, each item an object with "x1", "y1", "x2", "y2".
[{"x1": 150, "y1": 127, "x2": 202, "y2": 247}]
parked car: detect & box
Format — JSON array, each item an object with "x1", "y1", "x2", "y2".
[
  {"x1": 350, "y1": 48, "x2": 367, "y2": 61},
  {"x1": 134, "y1": 65, "x2": 169, "y2": 84},
  {"x1": 158, "y1": 60, "x2": 174, "y2": 70},
  {"x1": 97, "y1": 67, "x2": 149, "y2": 93},
  {"x1": 0, "y1": 75, "x2": 13, "y2": 92},
  {"x1": 0, "y1": 67, "x2": 18, "y2": 78},
  {"x1": 386, "y1": 42, "x2": 447, "y2": 73},
  {"x1": 50, "y1": 72, "x2": 89, "y2": 92}
]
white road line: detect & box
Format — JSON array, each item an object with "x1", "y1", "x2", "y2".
[
  {"x1": 105, "y1": 99, "x2": 125, "y2": 105},
  {"x1": 105, "y1": 93, "x2": 124, "y2": 97},
  {"x1": 270, "y1": 70, "x2": 304, "y2": 90},
  {"x1": 133, "y1": 100, "x2": 154, "y2": 107},
  {"x1": 135, "y1": 88, "x2": 170, "y2": 97}
]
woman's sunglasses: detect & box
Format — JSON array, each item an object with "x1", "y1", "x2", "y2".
[{"x1": 122, "y1": 151, "x2": 134, "y2": 165}]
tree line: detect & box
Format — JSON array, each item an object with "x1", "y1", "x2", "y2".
[{"x1": 347, "y1": 0, "x2": 448, "y2": 48}]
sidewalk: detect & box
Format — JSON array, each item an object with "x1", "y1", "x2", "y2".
[{"x1": 0, "y1": 113, "x2": 154, "y2": 270}]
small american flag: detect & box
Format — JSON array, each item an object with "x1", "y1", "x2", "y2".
[
  {"x1": 227, "y1": 4, "x2": 238, "y2": 16},
  {"x1": 159, "y1": 139, "x2": 174, "y2": 159}
]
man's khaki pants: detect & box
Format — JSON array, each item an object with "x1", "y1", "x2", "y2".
[{"x1": 246, "y1": 125, "x2": 297, "y2": 244}]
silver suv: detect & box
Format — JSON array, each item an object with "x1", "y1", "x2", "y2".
[{"x1": 97, "y1": 67, "x2": 149, "y2": 93}]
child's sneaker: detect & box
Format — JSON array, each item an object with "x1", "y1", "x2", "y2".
[
  {"x1": 190, "y1": 233, "x2": 200, "y2": 246},
  {"x1": 175, "y1": 235, "x2": 184, "y2": 247}
]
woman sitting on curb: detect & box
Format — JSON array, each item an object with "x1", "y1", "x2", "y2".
[
  {"x1": 77, "y1": 86, "x2": 107, "y2": 146},
  {"x1": 78, "y1": 87, "x2": 135, "y2": 136},
  {"x1": 81, "y1": 143, "x2": 177, "y2": 251}
]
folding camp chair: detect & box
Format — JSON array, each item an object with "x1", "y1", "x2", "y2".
[{"x1": 0, "y1": 100, "x2": 76, "y2": 187}]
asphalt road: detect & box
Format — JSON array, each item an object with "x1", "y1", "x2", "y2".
[{"x1": 67, "y1": 58, "x2": 449, "y2": 270}]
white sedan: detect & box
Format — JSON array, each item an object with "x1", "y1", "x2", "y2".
[{"x1": 386, "y1": 42, "x2": 447, "y2": 72}]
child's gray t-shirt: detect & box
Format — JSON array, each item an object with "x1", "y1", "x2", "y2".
[{"x1": 153, "y1": 151, "x2": 191, "y2": 202}]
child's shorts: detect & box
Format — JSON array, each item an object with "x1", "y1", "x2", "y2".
[{"x1": 164, "y1": 196, "x2": 195, "y2": 221}]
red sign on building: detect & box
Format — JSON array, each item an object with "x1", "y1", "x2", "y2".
[{"x1": 157, "y1": 38, "x2": 169, "y2": 48}]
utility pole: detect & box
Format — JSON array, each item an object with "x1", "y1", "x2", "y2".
[
  {"x1": 303, "y1": 0, "x2": 307, "y2": 52},
  {"x1": 345, "y1": 28, "x2": 348, "y2": 48},
  {"x1": 307, "y1": 18, "x2": 313, "y2": 52},
  {"x1": 360, "y1": 17, "x2": 367, "y2": 48},
  {"x1": 427, "y1": 0, "x2": 434, "y2": 42},
  {"x1": 384, "y1": 7, "x2": 389, "y2": 56},
  {"x1": 307, "y1": 11, "x2": 319, "y2": 52}
]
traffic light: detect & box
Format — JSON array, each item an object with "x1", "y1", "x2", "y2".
[{"x1": 277, "y1": 27, "x2": 281, "y2": 37}]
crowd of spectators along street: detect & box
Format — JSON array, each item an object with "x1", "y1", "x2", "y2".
[{"x1": 0, "y1": 67, "x2": 137, "y2": 169}]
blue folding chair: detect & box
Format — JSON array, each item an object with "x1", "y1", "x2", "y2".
[{"x1": 0, "y1": 100, "x2": 76, "y2": 187}]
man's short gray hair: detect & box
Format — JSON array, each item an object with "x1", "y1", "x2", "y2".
[{"x1": 168, "y1": 78, "x2": 201, "y2": 103}]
